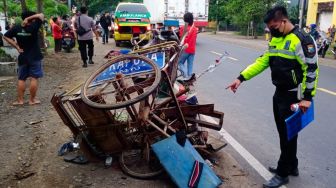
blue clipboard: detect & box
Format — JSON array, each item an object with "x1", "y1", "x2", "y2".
[
  {"x1": 285, "y1": 101, "x2": 314, "y2": 140},
  {"x1": 152, "y1": 135, "x2": 222, "y2": 188}
]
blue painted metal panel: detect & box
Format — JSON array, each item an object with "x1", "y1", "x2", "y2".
[
  {"x1": 93, "y1": 52, "x2": 165, "y2": 84},
  {"x1": 164, "y1": 19, "x2": 180, "y2": 27},
  {"x1": 152, "y1": 135, "x2": 222, "y2": 188}
]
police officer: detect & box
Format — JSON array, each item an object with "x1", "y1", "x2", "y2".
[{"x1": 226, "y1": 6, "x2": 318, "y2": 188}]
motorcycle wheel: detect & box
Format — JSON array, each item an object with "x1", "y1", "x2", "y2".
[
  {"x1": 66, "y1": 47, "x2": 71, "y2": 53},
  {"x1": 115, "y1": 41, "x2": 121, "y2": 47}
]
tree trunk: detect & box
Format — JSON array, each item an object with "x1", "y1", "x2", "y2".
[
  {"x1": 3, "y1": 0, "x2": 7, "y2": 18},
  {"x1": 20, "y1": 0, "x2": 27, "y2": 12},
  {"x1": 36, "y1": 0, "x2": 46, "y2": 51},
  {"x1": 36, "y1": 0, "x2": 43, "y2": 13},
  {"x1": 252, "y1": 20, "x2": 257, "y2": 39}
]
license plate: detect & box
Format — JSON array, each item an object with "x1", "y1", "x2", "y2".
[{"x1": 93, "y1": 52, "x2": 165, "y2": 84}]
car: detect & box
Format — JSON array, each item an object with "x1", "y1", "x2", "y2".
[{"x1": 114, "y1": 3, "x2": 151, "y2": 47}]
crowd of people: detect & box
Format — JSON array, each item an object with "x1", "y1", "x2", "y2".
[{"x1": 0, "y1": 6, "x2": 112, "y2": 107}]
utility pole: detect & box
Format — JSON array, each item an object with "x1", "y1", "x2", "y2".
[
  {"x1": 68, "y1": 0, "x2": 72, "y2": 10},
  {"x1": 215, "y1": 0, "x2": 218, "y2": 34},
  {"x1": 299, "y1": 0, "x2": 305, "y2": 28}
]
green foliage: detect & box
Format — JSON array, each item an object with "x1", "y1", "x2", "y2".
[
  {"x1": 288, "y1": 5, "x2": 299, "y2": 24},
  {"x1": 209, "y1": 0, "x2": 298, "y2": 34},
  {"x1": 0, "y1": 48, "x2": 15, "y2": 62},
  {"x1": 208, "y1": 0, "x2": 226, "y2": 22},
  {"x1": 1, "y1": 0, "x2": 70, "y2": 18},
  {"x1": 73, "y1": 0, "x2": 142, "y2": 16},
  {"x1": 224, "y1": 0, "x2": 275, "y2": 28}
]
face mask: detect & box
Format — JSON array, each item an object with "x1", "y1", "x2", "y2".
[
  {"x1": 270, "y1": 21, "x2": 286, "y2": 38},
  {"x1": 270, "y1": 28, "x2": 283, "y2": 37}
]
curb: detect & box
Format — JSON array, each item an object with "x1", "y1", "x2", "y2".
[{"x1": 0, "y1": 62, "x2": 17, "y2": 76}]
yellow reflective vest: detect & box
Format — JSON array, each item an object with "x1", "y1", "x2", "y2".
[{"x1": 238, "y1": 26, "x2": 319, "y2": 101}]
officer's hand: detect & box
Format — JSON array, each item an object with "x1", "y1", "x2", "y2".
[
  {"x1": 298, "y1": 100, "x2": 311, "y2": 113},
  {"x1": 226, "y1": 79, "x2": 241, "y2": 93}
]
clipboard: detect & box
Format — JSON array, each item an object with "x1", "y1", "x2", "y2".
[{"x1": 285, "y1": 100, "x2": 314, "y2": 140}]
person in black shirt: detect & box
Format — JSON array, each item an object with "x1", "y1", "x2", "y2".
[
  {"x1": 99, "y1": 12, "x2": 112, "y2": 44},
  {"x1": 3, "y1": 11, "x2": 44, "y2": 106}
]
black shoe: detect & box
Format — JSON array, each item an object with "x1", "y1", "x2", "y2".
[
  {"x1": 88, "y1": 60, "x2": 94, "y2": 64},
  {"x1": 269, "y1": 166, "x2": 299, "y2": 176},
  {"x1": 263, "y1": 175, "x2": 289, "y2": 188},
  {"x1": 82, "y1": 63, "x2": 87, "y2": 68}
]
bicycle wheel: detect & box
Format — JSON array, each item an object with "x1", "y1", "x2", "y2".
[
  {"x1": 81, "y1": 54, "x2": 161, "y2": 109},
  {"x1": 119, "y1": 128, "x2": 164, "y2": 179}
]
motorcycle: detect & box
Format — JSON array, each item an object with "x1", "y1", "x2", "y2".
[
  {"x1": 317, "y1": 32, "x2": 330, "y2": 58},
  {"x1": 331, "y1": 44, "x2": 336, "y2": 59},
  {"x1": 61, "y1": 25, "x2": 75, "y2": 53}
]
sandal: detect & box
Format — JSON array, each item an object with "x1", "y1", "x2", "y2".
[
  {"x1": 29, "y1": 99, "x2": 41, "y2": 105},
  {"x1": 64, "y1": 153, "x2": 88, "y2": 164},
  {"x1": 12, "y1": 101, "x2": 24, "y2": 106}
]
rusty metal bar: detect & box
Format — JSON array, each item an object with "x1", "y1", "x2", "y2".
[
  {"x1": 150, "y1": 113, "x2": 176, "y2": 133},
  {"x1": 146, "y1": 120, "x2": 170, "y2": 137}
]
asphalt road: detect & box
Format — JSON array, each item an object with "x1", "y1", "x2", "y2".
[{"x1": 193, "y1": 33, "x2": 336, "y2": 188}]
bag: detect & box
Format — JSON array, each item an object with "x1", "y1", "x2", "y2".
[{"x1": 76, "y1": 16, "x2": 89, "y2": 36}]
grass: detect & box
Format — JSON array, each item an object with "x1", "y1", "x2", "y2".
[{"x1": 46, "y1": 35, "x2": 55, "y2": 49}]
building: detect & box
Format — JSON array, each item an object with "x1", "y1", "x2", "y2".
[{"x1": 307, "y1": 0, "x2": 335, "y2": 32}]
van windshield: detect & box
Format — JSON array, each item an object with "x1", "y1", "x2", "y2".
[{"x1": 117, "y1": 4, "x2": 148, "y2": 14}]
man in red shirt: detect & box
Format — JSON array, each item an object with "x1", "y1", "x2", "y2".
[
  {"x1": 178, "y1": 12, "x2": 198, "y2": 79},
  {"x1": 52, "y1": 17, "x2": 62, "y2": 53}
]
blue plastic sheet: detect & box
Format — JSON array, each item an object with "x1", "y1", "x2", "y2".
[{"x1": 285, "y1": 101, "x2": 314, "y2": 140}]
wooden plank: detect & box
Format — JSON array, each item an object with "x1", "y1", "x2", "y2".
[
  {"x1": 184, "y1": 117, "x2": 222, "y2": 131},
  {"x1": 155, "y1": 104, "x2": 215, "y2": 117}
]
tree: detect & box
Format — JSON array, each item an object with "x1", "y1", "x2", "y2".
[
  {"x1": 212, "y1": 0, "x2": 287, "y2": 36},
  {"x1": 36, "y1": 0, "x2": 45, "y2": 50},
  {"x1": 0, "y1": 0, "x2": 70, "y2": 19},
  {"x1": 36, "y1": 0, "x2": 42, "y2": 13},
  {"x1": 20, "y1": 0, "x2": 27, "y2": 12},
  {"x1": 73, "y1": 0, "x2": 142, "y2": 16},
  {"x1": 289, "y1": 5, "x2": 299, "y2": 24},
  {"x1": 3, "y1": 0, "x2": 7, "y2": 17}
]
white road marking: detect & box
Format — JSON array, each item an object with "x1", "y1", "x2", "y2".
[
  {"x1": 201, "y1": 115, "x2": 287, "y2": 188},
  {"x1": 210, "y1": 51, "x2": 223, "y2": 56},
  {"x1": 210, "y1": 51, "x2": 238, "y2": 61},
  {"x1": 228, "y1": 56, "x2": 238, "y2": 61},
  {"x1": 317, "y1": 87, "x2": 336, "y2": 96}
]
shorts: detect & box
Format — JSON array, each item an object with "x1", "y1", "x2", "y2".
[{"x1": 18, "y1": 60, "x2": 43, "y2": 80}]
